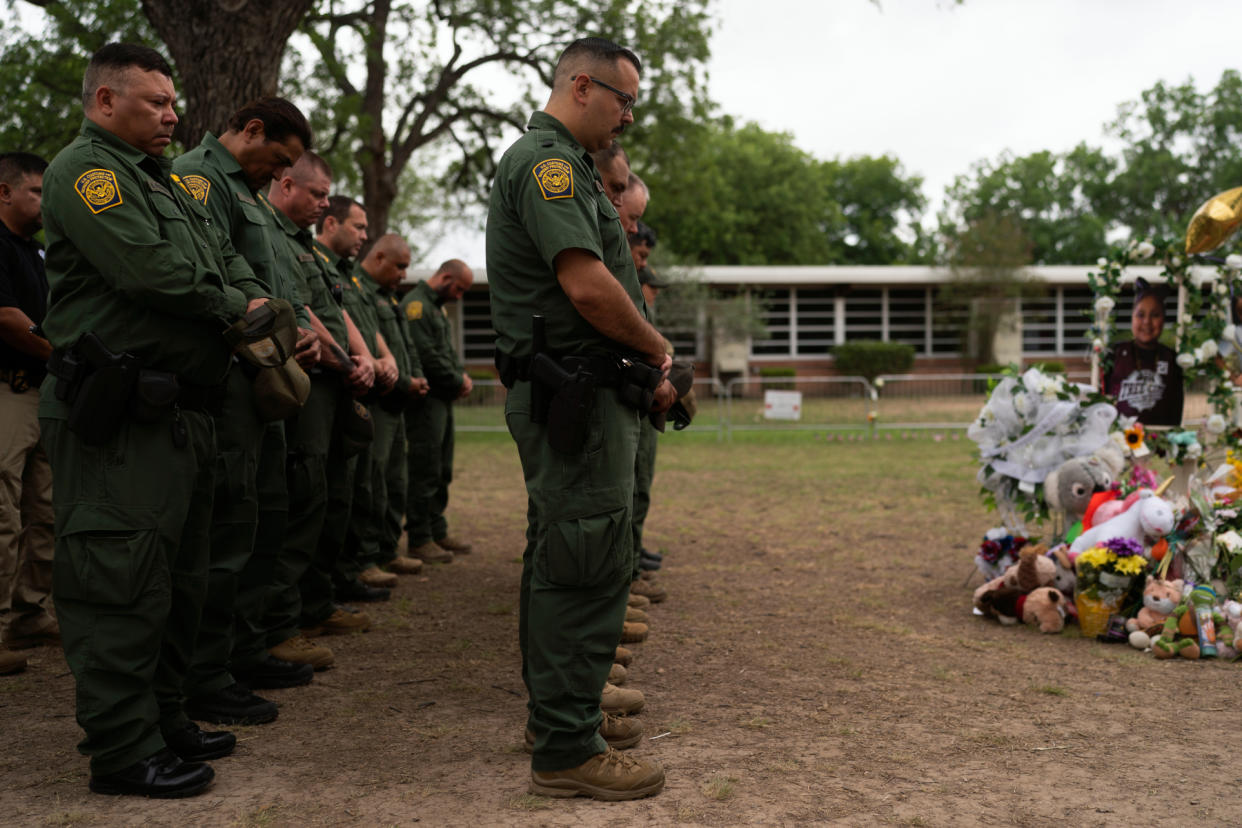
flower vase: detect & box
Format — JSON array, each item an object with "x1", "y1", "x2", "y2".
[
  {"x1": 1097, "y1": 571, "x2": 1133, "y2": 591},
  {"x1": 1075, "y1": 592, "x2": 1122, "y2": 637}
]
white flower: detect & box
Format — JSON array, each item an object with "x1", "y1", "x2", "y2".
[
  {"x1": 1110, "y1": 430, "x2": 1130, "y2": 453},
  {"x1": 1012, "y1": 392, "x2": 1028, "y2": 416},
  {"x1": 1228, "y1": 324, "x2": 1238, "y2": 342},
  {"x1": 1136, "y1": 241, "x2": 1156, "y2": 259},
  {"x1": 1202, "y1": 339, "x2": 1219, "y2": 359},
  {"x1": 1218, "y1": 530, "x2": 1242, "y2": 552},
  {"x1": 1097, "y1": 257, "x2": 1109, "y2": 268},
  {"x1": 1171, "y1": 256, "x2": 1183, "y2": 268},
  {"x1": 1177, "y1": 352, "x2": 1196, "y2": 369},
  {"x1": 1092, "y1": 337, "x2": 1104, "y2": 352},
  {"x1": 1228, "y1": 254, "x2": 1242, "y2": 272},
  {"x1": 1182, "y1": 314, "x2": 1193, "y2": 325},
  {"x1": 1208, "y1": 413, "x2": 1228, "y2": 434},
  {"x1": 1193, "y1": 347, "x2": 1205, "y2": 363},
  {"x1": 874, "y1": 377, "x2": 885, "y2": 389},
  {"x1": 1187, "y1": 441, "x2": 1204, "y2": 460},
  {"x1": 1094, "y1": 296, "x2": 1115, "y2": 315}
]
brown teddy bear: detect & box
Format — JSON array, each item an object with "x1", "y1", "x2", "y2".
[
  {"x1": 976, "y1": 586, "x2": 1066, "y2": 633},
  {"x1": 1125, "y1": 576, "x2": 1184, "y2": 649},
  {"x1": 972, "y1": 543, "x2": 1054, "y2": 610}
]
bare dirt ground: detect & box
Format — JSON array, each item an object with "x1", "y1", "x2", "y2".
[{"x1": 4, "y1": 434, "x2": 1241, "y2": 827}]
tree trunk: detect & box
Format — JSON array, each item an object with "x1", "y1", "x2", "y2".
[
  {"x1": 355, "y1": 0, "x2": 396, "y2": 240},
  {"x1": 141, "y1": 0, "x2": 314, "y2": 147}
]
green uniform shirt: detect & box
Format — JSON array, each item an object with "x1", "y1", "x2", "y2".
[
  {"x1": 401, "y1": 280, "x2": 463, "y2": 399},
  {"x1": 344, "y1": 262, "x2": 379, "y2": 355},
  {"x1": 358, "y1": 267, "x2": 423, "y2": 393},
  {"x1": 170, "y1": 133, "x2": 310, "y2": 327},
  {"x1": 271, "y1": 209, "x2": 349, "y2": 349},
  {"x1": 484, "y1": 111, "x2": 643, "y2": 358},
  {"x1": 41, "y1": 119, "x2": 264, "y2": 385}
]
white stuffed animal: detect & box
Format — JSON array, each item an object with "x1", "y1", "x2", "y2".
[{"x1": 1069, "y1": 490, "x2": 1175, "y2": 554}]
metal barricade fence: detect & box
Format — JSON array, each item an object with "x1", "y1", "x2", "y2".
[
  {"x1": 723, "y1": 376, "x2": 874, "y2": 438},
  {"x1": 453, "y1": 377, "x2": 728, "y2": 435},
  {"x1": 872, "y1": 373, "x2": 1091, "y2": 431}
]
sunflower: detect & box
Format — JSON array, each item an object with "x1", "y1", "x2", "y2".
[{"x1": 1124, "y1": 424, "x2": 1145, "y2": 450}]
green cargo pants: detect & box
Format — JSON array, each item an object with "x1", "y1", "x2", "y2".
[
  {"x1": 265, "y1": 374, "x2": 339, "y2": 645},
  {"x1": 505, "y1": 380, "x2": 638, "y2": 772},
  {"x1": 186, "y1": 367, "x2": 263, "y2": 696},
  {"x1": 40, "y1": 397, "x2": 215, "y2": 776},
  {"x1": 631, "y1": 418, "x2": 658, "y2": 578},
  {"x1": 381, "y1": 415, "x2": 408, "y2": 560},
  {"x1": 231, "y1": 419, "x2": 287, "y2": 672},
  {"x1": 346, "y1": 405, "x2": 402, "y2": 573},
  {"x1": 405, "y1": 396, "x2": 453, "y2": 547}
]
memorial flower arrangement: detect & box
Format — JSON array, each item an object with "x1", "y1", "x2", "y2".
[{"x1": 1075, "y1": 538, "x2": 1148, "y2": 600}]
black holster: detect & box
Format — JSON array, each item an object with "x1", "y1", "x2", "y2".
[
  {"x1": 531, "y1": 353, "x2": 596, "y2": 454},
  {"x1": 60, "y1": 333, "x2": 140, "y2": 445}
]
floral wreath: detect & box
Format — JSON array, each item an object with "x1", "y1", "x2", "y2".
[{"x1": 1086, "y1": 238, "x2": 1240, "y2": 453}]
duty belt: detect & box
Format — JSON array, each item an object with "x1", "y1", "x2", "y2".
[{"x1": 495, "y1": 350, "x2": 621, "y2": 389}]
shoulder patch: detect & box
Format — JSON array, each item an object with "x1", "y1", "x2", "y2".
[
  {"x1": 74, "y1": 169, "x2": 123, "y2": 214},
  {"x1": 532, "y1": 158, "x2": 573, "y2": 200},
  {"x1": 179, "y1": 174, "x2": 211, "y2": 204},
  {"x1": 406, "y1": 301, "x2": 423, "y2": 320}
]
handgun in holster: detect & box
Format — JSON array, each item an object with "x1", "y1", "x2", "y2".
[
  {"x1": 65, "y1": 332, "x2": 142, "y2": 445},
  {"x1": 530, "y1": 352, "x2": 596, "y2": 454}
]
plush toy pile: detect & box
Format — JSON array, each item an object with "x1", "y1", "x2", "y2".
[{"x1": 968, "y1": 367, "x2": 1242, "y2": 662}]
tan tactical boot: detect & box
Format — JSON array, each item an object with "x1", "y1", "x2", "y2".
[
  {"x1": 599, "y1": 711, "x2": 643, "y2": 749},
  {"x1": 620, "y1": 621, "x2": 648, "y2": 644},
  {"x1": 529, "y1": 747, "x2": 664, "y2": 800},
  {"x1": 269, "y1": 635, "x2": 335, "y2": 670},
  {"x1": 614, "y1": 645, "x2": 633, "y2": 666},
  {"x1": 5, "y1": 617, "x2": 61, "y2": 649},
  {"x1": 359, "y1": 565, "x2": 398, "y2": 589},
  {"x1": 627, "y1": 593, "x2": 651, "y2": 610},
  {"x1": 523, "y1": 710, "x2": 644, "y2": 754},
  {"x1": 410, "y1": 540, "x2": 453, "y2": 564},
  {"x1": 0, "y1": 648, "x2": 28, "y2": 675},
  {"x1": 608, "y1": 662, "x2": 627, "y2": 685},
  {"x1": 629, "y1": 578, "x2": 667, "y2": 603},
  {"x1": 435, "y1": 535, "x2": 473, "y2": 555},
  {"x1": 387, "y1": 555, "x2": 423, "y2": 575},
  {"x1": 600, "y1": 681, "x2": 644, "y2": 715},
  {"x1": 625, "y1": 607, "x2": 649, "y2": 625},
  {"x1": 302, "y1": 607, "x2": 372, "y2": 637}
]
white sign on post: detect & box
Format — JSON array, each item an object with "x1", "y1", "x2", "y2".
[{"x1": 763, "y1": 390, "x2": 802, "y2": 421}]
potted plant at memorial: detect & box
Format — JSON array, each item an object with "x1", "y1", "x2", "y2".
[{"x1": 1075, "y1": 538, "x2": 1148, "y2": 636}]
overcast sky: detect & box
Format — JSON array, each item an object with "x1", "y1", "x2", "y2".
[{"x1": 429, "y1": 0, "x2": 1242, "y2": 266}]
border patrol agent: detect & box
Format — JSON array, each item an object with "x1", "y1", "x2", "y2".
[
  {"x1": 39, "y1": 43, "x2": 272, "y2": 797},
  {"x1": 350, "y1": 234, "x2": 428, "y2": 582},
  {"x1": 173, "y1": 99, "x2": 319, "y2": 715},
  {"x1": 486, "y1": 37, "x2": 672, "y2": 801},
  {"x1": 262, "y1": 154, "x2": 374, "y2": 664},
  {"x1": 401, "y1": 259, "x2": 475, "y2": 563}
]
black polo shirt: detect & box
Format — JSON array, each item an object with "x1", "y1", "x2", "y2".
[{"x1": 0, "y1": 219, "x2": 49, "y2": 383}]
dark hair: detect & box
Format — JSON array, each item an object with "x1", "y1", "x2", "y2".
[
  {"x1": 316, "y1": 194, "x2": 363, "y2": 234},
  {"x1": 0, "y1": 152, "x2": 48, "y2": 186},
  {"x1": 555, "y1": 37, "x2": 641, "y2": 87},
  {"x1": 591, "y1": 141, "x2": 629, "y2": 169},
  {"x1": 83, "y1": 43, "x2": 174, "y2": 108},
  {"x1": 628, "y1": 220, "x2": 657, "y2": 249},
  {"x1": 1133, "y1": 277, "x2": 1167, "y2": 311},
  {"x1": 227, "y1": 97, "x2": 313, "y2": 151}
]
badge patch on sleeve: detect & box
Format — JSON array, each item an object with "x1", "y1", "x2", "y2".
[
  {"x1": 74, "y1": 169, "x2": 123, "y2": 214},
  {"x1": 179, "y1": 174, "x2": 211, "y2": 204},
  {"x1": 532, "y1": 159, "x2": 573, "y2": 200},
  {"x1": 405, "y1": 301, "x2": 423, "y2": 320}
]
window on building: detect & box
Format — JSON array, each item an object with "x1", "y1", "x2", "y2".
[
  {"x1": 888, "y1": 288, "x2": 929, "y2": 355},
  {"x1": 843, "y1": 288, "x2": 883, "y2": 342},
  {"x1": 752, "y1": 288, "x2": 791, "y2": 356},
  {"x1": 460, "y1": 289, "x2": 497, "y2": 361},
  {"x1": 793, "y1": 287, "x2": 835, "y2": 355}
]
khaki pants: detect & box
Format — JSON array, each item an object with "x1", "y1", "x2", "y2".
[{"x1": 0, "y1": 382, "x2": 55, "y2": 644}]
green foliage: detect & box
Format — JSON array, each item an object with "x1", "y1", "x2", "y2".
[
  {"x1": 0, "y1": 0, "x2": 157, "y2": 161},
  {"x1": 1030, "y1": 360, "x2": 1065, "y2": 374},
  {"x1": 831, "y1": 341, "x2": 914, "y2": 381},
  {"x1": 640, "y1": 119, "x2": 927, "y2": 265},
  {"x1": 758, "y1": 366, "x2": 796, "y2": 390}
]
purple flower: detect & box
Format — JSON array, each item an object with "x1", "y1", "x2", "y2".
[{"x1": 1101, "y1": 537, "x2": 1144, "y2": 557}]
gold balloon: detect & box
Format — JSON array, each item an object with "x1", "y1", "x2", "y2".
[{"x1": 1186, "y1": 186, "x2": 1242, "y2": 254}]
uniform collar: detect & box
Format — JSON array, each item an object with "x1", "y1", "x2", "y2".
[
  {"x1": 199, "y1": 131, "x2": 247, "y2": 180},
  {"x1": 527, "y1": 111, "x2": 585, "y2": 155},
  {"x1": 271, "y1": 203, "x2": 308, "y2": 240},
  {"x1": 81, "y1": 118, "x2": 170, "y2": 174},
  {"x1": 415, "y1": 279, "x2": 445, "y2": 307},
  {"x1": 356, "y1": 264, "x2": 383, "y2": 294}
]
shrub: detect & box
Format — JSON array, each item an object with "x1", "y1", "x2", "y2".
[
  {"x1": 758, "y1": 366, "x2": 796, "y2": 390},
  {"x1": 831, "y1": 341, "x2": 914, "y2": 381},
  {"x1": 1030, "y1": 360, "x2": 1065, "y2": 374}
]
